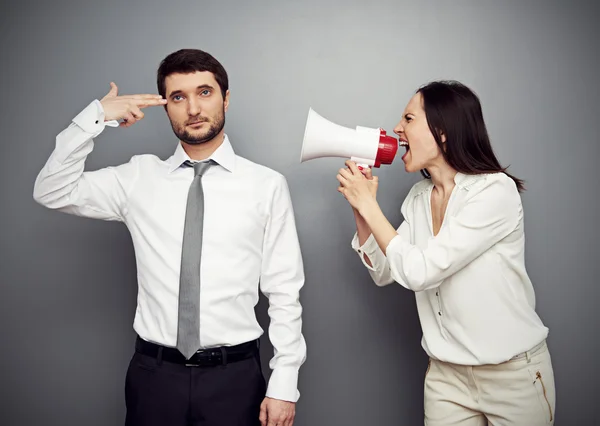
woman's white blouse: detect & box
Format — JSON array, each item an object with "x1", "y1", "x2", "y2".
[{"x1": 352, "y1": 172, "x2": 549, "y2": 365}]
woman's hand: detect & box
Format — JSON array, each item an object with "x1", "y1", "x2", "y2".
[
  {"x1": 337, "y1": 160, "x2": 379, "y2": 214},
  {"x1": 338, "y1": 161, "x2": 397, "y2": 256}
]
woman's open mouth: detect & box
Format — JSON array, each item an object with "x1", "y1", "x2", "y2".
[{"x1": 399, "y1": 139, "x2": 409, "y2": 161}]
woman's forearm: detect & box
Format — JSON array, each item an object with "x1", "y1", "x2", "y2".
[
  {"x1": 353, "y1": 208, "x2": 375, "y2": 266},
  {"x1": 353, "y1": 208, "x2": 372, "y2": 246},
  {"x1": 359, "y1": 200, "x2": 399, "y2": 255}
]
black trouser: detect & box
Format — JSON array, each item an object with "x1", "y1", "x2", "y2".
[{"x1": 125, "y1": 337, "x2": 266, "y2": 426}]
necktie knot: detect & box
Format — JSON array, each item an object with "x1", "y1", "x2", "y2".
[
  {"x1": 194, "y1": 161, "x2": 213, "y2": 176},
  {"x1": 183, "y1": 160, "x2": 215, "y2": 176}
]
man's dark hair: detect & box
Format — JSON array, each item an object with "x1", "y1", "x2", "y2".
[{"x1": 157, "y1": 49, "x2": 229, "y2": 99}]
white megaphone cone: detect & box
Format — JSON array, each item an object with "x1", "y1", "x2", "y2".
[{"x1": 300, "y1": 108, "x2": 398, "y2": 168}]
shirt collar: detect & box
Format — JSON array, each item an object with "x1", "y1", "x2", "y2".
[
  {"x1": 168, "y1": 134, "x2": 236, "y2": 173},
  {"x1": 453, "y1": 171, "x2": 481, "y2": 189}
]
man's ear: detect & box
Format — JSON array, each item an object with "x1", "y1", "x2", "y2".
[{"x1": 224, "y1": 90, "x2": 230, "y2": 112}]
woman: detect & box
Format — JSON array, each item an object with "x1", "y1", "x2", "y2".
[{"x1": 337, "y1": 80, "x2": 556, "y2": 425}]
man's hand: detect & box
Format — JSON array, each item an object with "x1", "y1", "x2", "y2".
[
  {"x1": 259, "y1": 397, "x2": 295, "y2": 426},
  {"x1": 100, "y1": 82, "x2": 167, "y2": 128}
]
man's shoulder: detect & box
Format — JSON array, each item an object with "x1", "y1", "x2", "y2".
[
  {"x1": 127, "y1": 152, "x2": 169, "y2": 167},
  {"x1": 235, "y1": 155, "x2": 286, "y2": 182},
  {"x1": 105, "y1": 153, "x2": 169, "y2": 176}
]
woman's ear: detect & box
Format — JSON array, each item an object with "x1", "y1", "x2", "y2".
[{"x1": 438, "y1": 130, "x2": 448, "y2": 153}]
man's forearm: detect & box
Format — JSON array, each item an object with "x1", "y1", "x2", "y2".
[{"x1": 264, "y1": 286, "x2": 306, "y2": 403}]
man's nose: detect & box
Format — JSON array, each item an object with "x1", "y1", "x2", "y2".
[{"x1": 187, "y1": 98, "x2": 201, "y2": 116}]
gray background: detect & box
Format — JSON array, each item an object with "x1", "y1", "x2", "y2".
[{"x1": 1, "y1": 0, "x2": 599, "y2": 425}]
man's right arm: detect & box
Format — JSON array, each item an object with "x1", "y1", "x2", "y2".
[
  {"x1": 33, "y1": 99, "x2": 132, "y2": 221},
  {"x1": 33, "y1": 83, "x2": 167, "y2": 221}
]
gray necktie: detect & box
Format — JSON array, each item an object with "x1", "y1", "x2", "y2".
[{"x1": 177, "y1": 160, "x2": 214, "y2": 359}]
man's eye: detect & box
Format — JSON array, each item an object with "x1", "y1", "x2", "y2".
[
  {"x1": 173, "y1": 95, "x2": 183, "y2": 101},
  {"x1": 201, "y1": 90, "x2": 210, "y2": 96}
]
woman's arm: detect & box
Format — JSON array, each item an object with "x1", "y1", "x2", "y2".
[
  {"x1": 359, "y1": 175, "x2": 521, "y2": 292},
  {"x1": 351, "y1": 217, "x2": 410, "y2": 287}
]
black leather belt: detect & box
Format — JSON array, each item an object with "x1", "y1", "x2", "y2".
[{"x1": 135, "y1": 336, "x2": 259, "y2": 366}]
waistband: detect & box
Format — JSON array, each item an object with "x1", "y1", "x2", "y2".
[
  {"x1": 135, "y1": 336, "x2": 259, "y2": 367},
  {"x1": 510, "y1": 339, "x2": 547, "y2": 362}
]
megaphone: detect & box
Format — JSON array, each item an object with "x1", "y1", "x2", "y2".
[{"x1": 300, "y1": 108, "x2": 398, "y2": 168}]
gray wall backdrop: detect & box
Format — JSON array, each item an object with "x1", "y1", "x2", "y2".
[{"x1": 1, "y1": 0, "x2": 599, "y2": 425}]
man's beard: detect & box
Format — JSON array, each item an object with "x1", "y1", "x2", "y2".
[{"x1": 170, "y1": 107, "x2": 226, "y2": 145}]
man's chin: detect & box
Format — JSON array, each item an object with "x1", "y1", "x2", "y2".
[
  {"x1": 170, "y1": 117, "x2": 224, "y2": 146},
  {"x1": 181, "y1": 137, "x2": 211, "y2": 145},
  {"x1": 177, "y1": 129, "x2": 214, "y2": 145}
]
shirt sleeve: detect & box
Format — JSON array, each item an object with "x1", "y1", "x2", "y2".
[
  {"x1": 259, "y1": 174, "x2": 307, "y2": 402},
  {"x1": 33, "y1": 100, "x2": 136, "y2": 222},
  {"x1": 385, "y1": 175, "x2": 522, "y2": 292},
  {"x1": 351, "y1": 220, "x2": 410, "y2": 286}
]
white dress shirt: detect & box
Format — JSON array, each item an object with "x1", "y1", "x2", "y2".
[
  {"x1": 352, "y1": 172, "x2": 549, "y2": 365},
  {"x1": 33, "y1": 100, "x2": 307, "y2": 402}
]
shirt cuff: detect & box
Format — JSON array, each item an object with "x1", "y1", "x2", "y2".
[
  {"x1": 266, "y1": 367, "x2": 300, "y2": 402},
  {"x1": 72, "y1": 99, "x2": 119, "y2": 135},
  {"x1": 351, "y1": 232, "x2": 379, "y2": 271}
]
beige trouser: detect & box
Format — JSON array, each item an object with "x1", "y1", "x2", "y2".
[{"x1": 424, "y1": 341, "x2": 556, "y2": 425}]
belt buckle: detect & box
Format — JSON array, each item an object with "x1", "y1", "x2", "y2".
[
  {"x1": 185, "y1": 349, "x2": 206, "y2": 367},
  {"x1": 185, "y1": 349, "x2": 220, "y2": 367}
]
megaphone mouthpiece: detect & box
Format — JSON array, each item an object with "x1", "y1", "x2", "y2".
[{"x1": 374, "y1": 131, "x2": 399, "y2": 167}]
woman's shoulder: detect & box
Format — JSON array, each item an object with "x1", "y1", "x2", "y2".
[
  {"x1": 457, "y1": 172, "x2": 519, "y2": 197},
  {"x1": 457, "y1": 173, "x2": 523, "y2": 221},
  {"x1": 401, "y1": 172, "x2": 521, "y2": 212}
]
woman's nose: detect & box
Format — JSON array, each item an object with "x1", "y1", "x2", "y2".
[{"x1": 393, "y1": 122, "x2": 404, "y2": 135}]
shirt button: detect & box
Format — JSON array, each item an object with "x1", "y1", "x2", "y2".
[
  {"x1": 438, "y1": 312, "x2": 442, "y2": 316},
  {"x1": 436, "y1": 292, "x2": 438, "y2": 296},
  {"x1": 95, "y1": 120, "x2": 99, "y2": 124}
]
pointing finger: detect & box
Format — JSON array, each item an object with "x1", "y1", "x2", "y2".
[
  {"x1": 128, "y1": 94, "x2": 166, "y2": 100},
  {"x1": 136, "y1": 98, "x2": 168, "y2": 108}
]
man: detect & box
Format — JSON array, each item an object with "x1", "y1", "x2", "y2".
[{"x1": 33, "y1": 48, "x2": 306, "y2": 426}]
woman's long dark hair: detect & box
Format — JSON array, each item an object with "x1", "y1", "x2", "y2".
[{"x1": 417, "y1": 80, "x2": 525, "y2": 192}]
